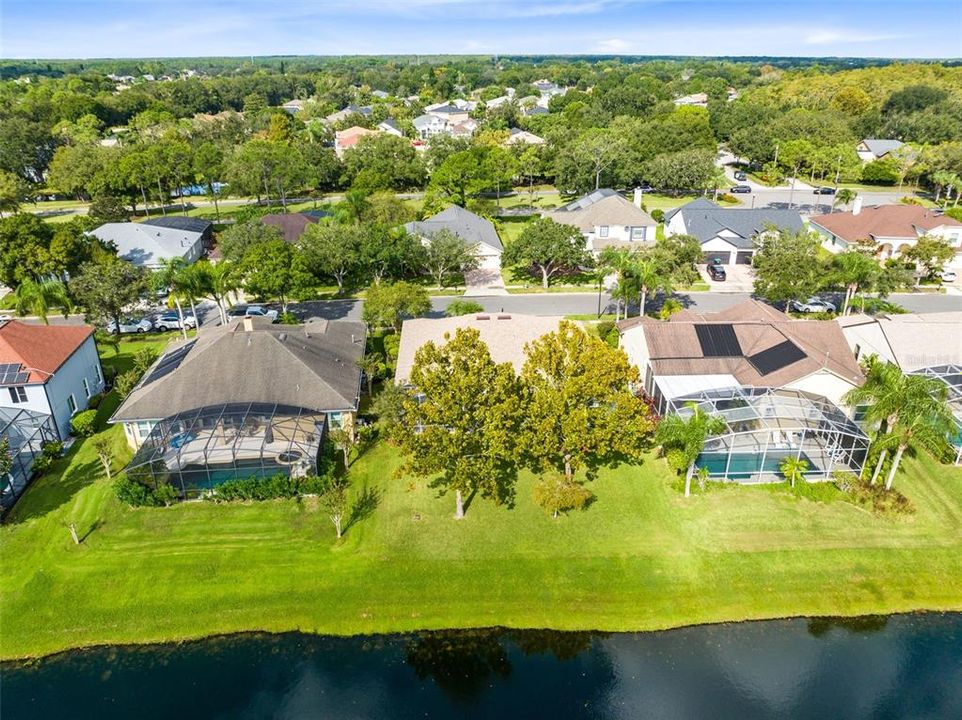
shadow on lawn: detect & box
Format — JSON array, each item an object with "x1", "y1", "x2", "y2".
[
  {"x1": 5, "y1": 457, "x2": 103, "y2": 525},
  {"x1": 345, "y1": 485, "x2": 381, "y2": 533}
]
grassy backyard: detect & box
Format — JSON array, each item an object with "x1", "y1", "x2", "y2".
[{"x1": 2, "y1": 338, "x2": 961, "y2": 660}]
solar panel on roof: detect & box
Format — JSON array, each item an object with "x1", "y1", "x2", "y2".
[
  {"x1": 141, "y1": 341, "x2": 196, "y2": 387},
  {"x1": 0, "y1": 363, "x2": 20, "y2": 373},
  {"x1": 694, "y1": 324, "x2": 742, "y2": 357},
  {"x1": 0, "y1": 363, "x2": 28, "y2": 386},
  {"x1": 747, "y1": 340, "x2": 807, "y2": 376}
]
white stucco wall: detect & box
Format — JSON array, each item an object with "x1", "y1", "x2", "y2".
[{"x1": 783, "y1": 370, "x2": 859, "y2": 413}]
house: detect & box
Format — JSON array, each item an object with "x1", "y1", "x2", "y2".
[
  {"x1": 617, "y1": 299, "x2": 864, "y2": 414},
  {"x1": 544, "y1": 188, "x2": 657, "y2": 254},
  {"x1": 0, "y1": 321, "x2": 106, "y2": 441},
  {"x1": 837, "y1": 311, "x2": 962, "y2": 465},
  {"x1": 836, "y1": 311, "x2": 962, "y2": 372},
  {"x1": 405, "y1": 205, "x2": 503, "y2": 270},
  {"x1": 448, "y1": 118, "x2": 479, "y2": 138},
  {"x1": 334, "y1": 126, "x2": 379, "y2": 158},
  {"x1": 856, "y1": 138, "x2": 905, "y2": 162},
  {"x1": 371, "y1": 90, "x2": 390, "y2": 99},
  {"x1": 505, "y1": 128, "x2": 545, "y2": 146},
  {"x1": 142, "y1": 217, "x2": 214, "y2": 253},
  {"x1": 673, "y1": 93, "x2": 709, "y2": 108},
  {"x1": 112, "y1": 317, "x2": 366, "y2": 496},
  {"x1": 413, "y1": 113, "x2": 449, "y2": 139},
  {"x1": 377, "y1": 118, "x2": 404, "y2": 137},
  {"x1": 664, "y1": 198, "x2": 804, "y2": 265},
  {"x1": 395, "y1": 313, "x2": 568, "y2": 384},
  {"x1": 90, "y1": 221, "x2": 207, "y2": 268},
  {"x1": 324, "y1": 104, "x2": 373, "y2": 124},
  {"x1": 521, "y1": 105, "x2": 549, "y2": 117},
  {"x1": 260, "y1": 213, "x2": 321, "y2": 244},
  {"x1": 280, "y1": 99, "x2": 305, "y2": 114},
  {"x1": 426, "y1": 103, "x2": 471, "y2": 124},
  {"x1": 810, "y1": 202, "x2": 962, "y2": 268}
]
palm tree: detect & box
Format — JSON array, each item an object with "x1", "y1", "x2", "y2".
[
  {"x1": 655, "y1": 402, "x2": 727, "y2": 498},
  {"x1": 779, "y1": 456, "x2": 809, "y2": 488},
  {"x1": 14, "y1": 278, "x2": 72, "y2": 325},
  {"x1": 632, "y1": 258, "x2": 672, "y2": 318},
  {"x1": 175, "y1": 263, "x2": 206, "y2": 333},
  {"x1": 337, "y1": 189, "x2": 371, "y2": 225},
  {"x1": 153, "y1": 258, "x2": 189, "y2": 340},
  {"x1": 195, "y1": 260, "x2": 239, "y2": 325},
  {"x1": 833, "y1": 188, "x2": 857, "y2": 210},
  {"x1": 831, "y1": 250, "x2": 880, "y2": 315},
  {"x1": 598, "y1": 247, "x2": 637, "y2": 320},
  {"x1": 844, "y1": 356, "x2": 955, "y2": 488}
]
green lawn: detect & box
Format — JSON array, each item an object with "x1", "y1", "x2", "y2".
[{"x1": 3, "y1": 341, "x2": 962, "y2": 663}]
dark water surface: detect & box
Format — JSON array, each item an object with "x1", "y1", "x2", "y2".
[{"x1": 3, "y1": 614, "x2": 961, "y2": 719}]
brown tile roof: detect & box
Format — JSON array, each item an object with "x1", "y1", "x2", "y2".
[
  {"x1": 260, "y1": 213, "x2": 319, "y2": 244},
  {"x1": 619, "y1": 300, "x2": 863, "y2": 387},
  {"x1": 810, "y1": 205, "x2": 962, "y2": 242},
  {"x1": 0, "y1": 321, "x2": 95, "y2": 384}
]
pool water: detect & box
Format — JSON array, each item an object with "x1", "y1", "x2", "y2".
[
  {"x1": 696, "y1": 451, "x2": 816, "y2": 481},
  {"x1": 179, "y1": 460, "x2": 286, "y2": 490}
]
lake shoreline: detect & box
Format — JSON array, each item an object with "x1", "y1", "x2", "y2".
[{"x1": 5, "y1": 608, "x2": 959, "y2": 665}]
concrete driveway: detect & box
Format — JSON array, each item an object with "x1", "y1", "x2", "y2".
[
  {"x1": 464, "y1": 268, "x2": 508, "y2": 297},
  {"x1": 698, "y1": 263, "x2": 755, "y2": 293}
]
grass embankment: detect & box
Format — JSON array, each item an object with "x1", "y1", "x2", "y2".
[{"x1": 3, "y1": 349, "x2": 962, "y2": 662}]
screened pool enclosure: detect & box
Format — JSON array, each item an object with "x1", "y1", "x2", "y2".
[
  {"x1": 911, "y1": 365, "x2": 962, "y2": 465},
  {"x1": 125, "y1": 403, "x2": 327, "y2": 497},
  {"x1": 1, "y1": 407, "x2": 59, "y2": 510},
  {"x1": 668, "y1": 387, "x2": 870, "y2": 483}
]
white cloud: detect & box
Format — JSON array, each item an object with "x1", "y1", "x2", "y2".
[
  {"x1": 804, "y1": 30, "x2": 902, "y2": 45},
  {"x1": 595, "y1": 37, "x2": 632, "y2": 52}
]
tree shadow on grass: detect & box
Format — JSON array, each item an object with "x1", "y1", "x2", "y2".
[
  {"x1": 5, "y1": 458, "x2": 103, "y2": 525},
  {"x1": 344, "y1": 485, "x2": 382, "y2": 533}
]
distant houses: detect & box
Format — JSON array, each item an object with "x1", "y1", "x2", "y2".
[
  {"x1": 856, "y1": 138, "x2": 905, "y2": 162},
  {"x1": 505, "y1": 128, "x2": 545, "y2": 146},
  {"x1": 334, "y1": 126, "x2": 380, "y2": 158},
  {"x1": 405, "y1": 205, "x2": 503, "y2": 269},
  {"x1": 544, "y1": 189, "x2": 657, "y2": 255},
  {"x1": 664, "y1": 198, "x2": 804, "y2": 266},
  {"x1": 260, "y1": 212, "x2": 325, "y2": 244}
]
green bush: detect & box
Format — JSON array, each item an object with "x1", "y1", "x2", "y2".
[
  {"x1": 382, "y1": 333, "x2": 401, "y2": 363},
  {"x1": 41, "y1": 441, "x2": 64, "y2": 459},
  {"x1": 861, "y1": 159, "x2": 898, "y2": 185},
  {"x1": 278, "y1": 311, "x2": 299, "y2": 325},
  {"x1": 650, "y1": 208, "x2": 665, "y2": 223},
  {"x1": 206, "y1": 472, "x2": 331, "y2": 502},
  {"x1": 114, "y1": 477, "x2": 163, "y2": 507},
  {"x1": 716, "y1": 192, "x2": 738, "y2": 204},
  {"x1": 445, "y1": 300, "x2": 485, "y2": 317},
  {"x1": 30, "y1": 455, "x2": 53, "y2": 476},
  {"x1": 833, "y1": 471, "x2": 915, "y2": 516},
  {"x1": 115, "y1": 370, "x2": 141, "y2": 398},
  {"x1": 596, "y1": 321, "x2": 615, "y2": 338},
  {"x1": 87, "y1": 393, "x2": 104, "y2": 410},
  {"x1": 70, "y1": 410, "x2": 98, "y2": 437},
  {"x1": 943, "y1": 207, "x2": 962, "y2": 222}
]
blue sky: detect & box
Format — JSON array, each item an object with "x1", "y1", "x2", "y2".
[{"x1": 2, "y1": 0, "x2": 960, "y2": 59}]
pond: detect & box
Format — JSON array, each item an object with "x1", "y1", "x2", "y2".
[{"x1": 3, "y1": 613, "x2": 960, "y2": 719}]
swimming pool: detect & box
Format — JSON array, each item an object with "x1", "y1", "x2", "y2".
[{"x1": 696, "y1": 451, "x2": 816, "y2": 481}]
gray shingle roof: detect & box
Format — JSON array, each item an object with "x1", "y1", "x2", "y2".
[
  {"x1": 405, "y1": 205, "x2": 503, "y2": 253},
  {"x1": 111, "y1": 318, "x2": 366, "y2": 422},
  {"x1": 860, "y1": 138, "x2": 904, "y2": 157},
  {"x1": 670, "y1": 199, "x2": 804, "y2": 249},
  {"x1": 546, "y1": 189, "x2": 656, "y2": 232}
]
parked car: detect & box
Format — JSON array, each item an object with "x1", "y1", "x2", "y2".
[
  {"x1": 154, "y1": 311, "x2": 197, "y2": 331},
  {"x1": 106, "y1": 317, "x2": 154, "y2": 334},
  {"x1": 791, "y1": 298, "x2": 837, "y2": 314},
  {"x1": 707, "y1": 264, "x2": 727, "y2": 281},
  {"x1": 730, "y1": 185, "x2": 752, "y2": 194},
  {"x1": 812, "y1": 186, "x2": 836, "y2": 195},
  {"x1": 734, "y1": 171, "x2": 747, "y2": 181},
  {"x1": 937, "y1": 269, "x2": 958, "y2": 283},
  {"x1": 228, "y1": 305, "x2": 279, "y2": 322}
]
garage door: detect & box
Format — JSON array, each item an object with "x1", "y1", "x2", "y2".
[
  {"x1": 478, "y1": 253, "x2": 501, "y2": 270},
  {"x1": 703, "y1": 251, "x2": 728, "y2": 265},
  {"x1": 735, "y1": 251, "x2": 753, "y2": 265}
]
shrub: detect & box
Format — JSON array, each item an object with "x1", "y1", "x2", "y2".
[
  {"x1": 278, "y1": 311, "x2": 299, "y2": 325},
  {"x1": 382, "y1": 333, "x2": 401, "y2": 363},
  {"x1": 833, "y1": 471, "x2": 914, "y2": 516},
  {"x1": 899, "y1": 196, "x2": 924, "y2": 206},
  {"x1": 445, "y1": 300, "x2": 485, "y2": 317},
  {"x1": 114, "y1": 477, "x2": 162, "y2": 507},
  {"x1": 87, "y1": 393, "x2": 104, "y2": 410},
  {"x1": 533, "y1": 475, "x2": 593, "y2": 518},
  {"x1": 716, "y1": 193, "x2": 738, "y2": 204},
  {"x1": 30, "y1": 455, "x2": 53, "y2": 476},
  {"x1": 206, "y1": 472, "x2": 331, "y2": 502},
  {"x1": 41, "y1": 441, "x2": 64, "y2": 459},
  {"x1": 133, "y1": 348, "x2": 159, "y2": 374},
  {"x1": 70, "y1": 410, "x2": 98, "y2": 437},
  {"x1": 595, "y1": 321, "x2": 615, "y2": 338},
  {"x1": 861, "y1": 159, "x2": 898, "y2": 185},
  {"x1": 154, "y1": 483, "x2": 179, "y2": 506},
  {"x1": 650, "y1": 208, "x2": 665, "y2": 223},
  {"x1": 115, "y1": 370, "x2": 141, "y2": 398},
  {"x1": 943, "y1": 207, "x2": 962, "y2": 222}
]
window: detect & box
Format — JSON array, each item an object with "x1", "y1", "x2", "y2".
[
  {"x1": 136, "y1": 421, "x2": 154, "y2": 438},
  {"x1": 67, "y1": 394, "x2": 77, "y2": 414},
  {"x1": 8, "y1": 386, "x2": 27, "y2": 403},
  {"x1": 94, "y1": 364, "x2": 102, "y2": 384},
  {"x1": 599, "y1": 225, "x2": 609, "y2": 238},
  {"x1": 83, "y1": 378, "x2": 90, "y2": 398},
  {"x1": 631, "y1": 227, "x2": 645, "y2": 241}
]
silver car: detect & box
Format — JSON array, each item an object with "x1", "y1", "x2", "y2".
[
  {"x1": 791, "y1": 298, "x2": 837, "y2": 314},
  {"x1": 106, "y1": 317, "x2": 154, "y2": 334},
  {"x1": 154, "y1": 312, "x2": 197, "y2": 331}
]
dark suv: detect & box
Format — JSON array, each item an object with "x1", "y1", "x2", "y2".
[{"x1": 707, "y1": 264, "x2": 727, "y2": 281}]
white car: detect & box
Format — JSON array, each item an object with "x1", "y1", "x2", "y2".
[
  {"x1": 106, "y1": 317, "x2": 154, "y2": 334},
  {"x1": 228, "y1": 305, "x2": 279, "y2": 322},
  {"x1": 791, "y1": 298, "x2": 837, "y2": 314},
  {"x1": 154, "y1": 311, "x2": 198, "y2": 331},
  {"x1": 937, "y1": 269, "x2": 958, "y2": 283}
]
